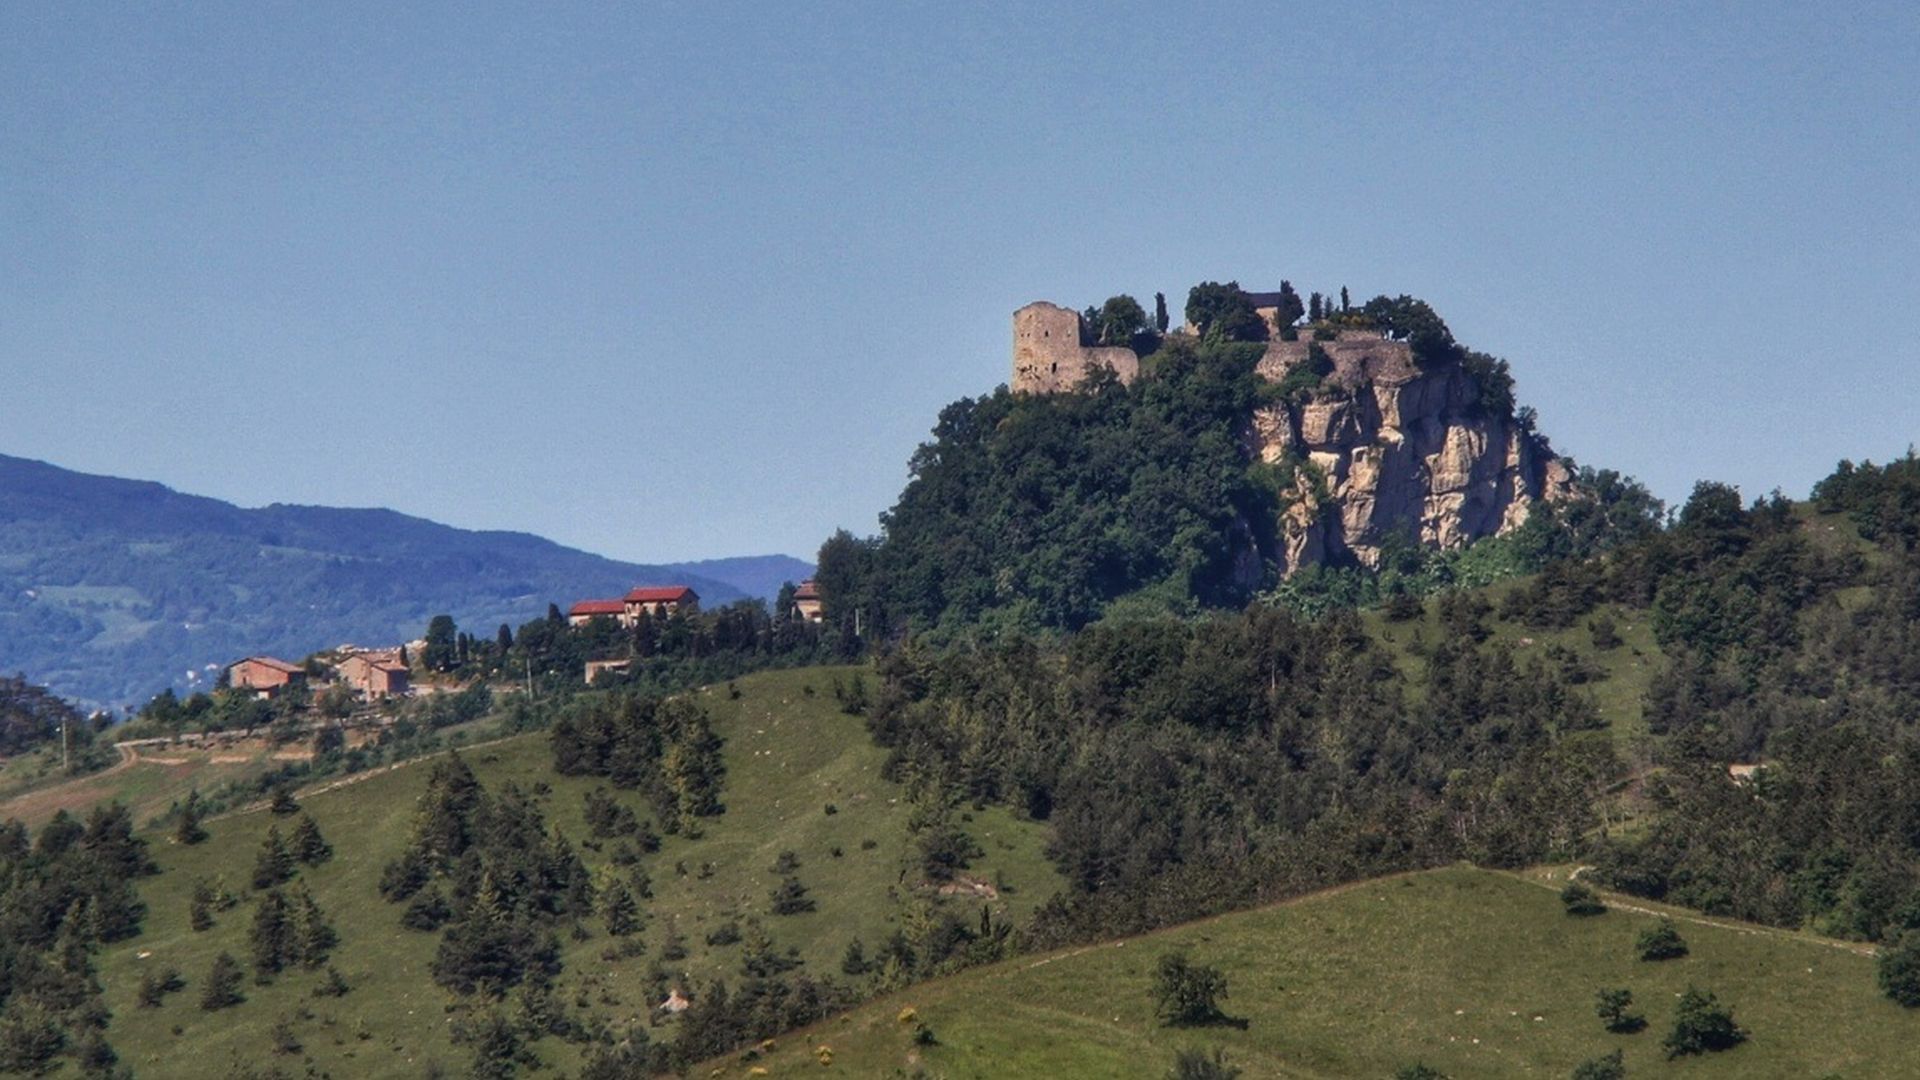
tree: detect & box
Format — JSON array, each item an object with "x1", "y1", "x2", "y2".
[
  {"x1": 1154, "y1": 292, "x2": 1170, "y2": 333},
  {"x1": 1636, "y1": 920, "x2": 1687, "y2": 960},
  {"x1": 1663, "y1": 986, "x2": 1744, "y2": 1057},
  {"x1": 252, "y1": 826, "x2": 296, "y2": 889},
  {"x1": 1339, "y1": 285, "x2": 1350, "y2": 312},
  {"x1": 424, "y1": 614, "x2": 459, "y2": 672},
  {"x1": 290, "y1": 815, "x2": 332, "y2": 865},
  {"x1": 1184, "y1": 282, "x2": 1266, "y2": 343},
  {"x1": 1151, "y1": 951, "x2": 1230, "y2": 1027},
  {"x1": 1167, "y1": 1046, "x2": 1241, "y2": 1080},
  {"x1": 269, "y1": 786, "x2": 299, "y2": 816},
  {"x1": 769, "y1": 875, "x2": 814, "y2": 916},
  {"x1": 1094, "y1": 295, "x2": 1149, "y2": 347},
  {"x1": 1309, "y1": 292, "x2": 1323, "y2": 322},
  {"x1": 1594, "y1": 987, "x2": 1642, "y2": 1033},
  {"x1": 250, "y1": 888, "x2": 294, "y2": 981},
  {"x1": 600, "y1": 879, "x2": 640, "y2": 937},
  {"x1": 496, "y1": 624, "x2": 513, "y2": 653},
  {"x1": 201, "y1": 953, "x2": 246, "y2": 1010},
  {"x1": 0, "y1": 1000, "x2": 65, "y2": 1075},
  {"x1": 1561, "y1": 881, "x2": 1606, "y2": 916},
  {"x1": 840, "y1": 938, "x2": 870, "y2": 976},
  {"x1": 292, "y1": 885, "x2": 337, "y2": 968},
  {"x1": 1274, "y1": 281, "x2": 1305, "y2": 328},
  {"x1": 1394, "y1": 1067, "x2": 1445, "y2": 1080},
  {"x1": 1570, "y1": 1049, "x2": 1624, "y2": 1080},
  {"x1": 175, "y1": 789, "x2": 208, "y2": 845},
  {"x1": 190, "y1": 879, "x2": 216, "y2": 931},
  {"x1": 1878, "y1": 929, "x2": 1920, "y2": 1005}
]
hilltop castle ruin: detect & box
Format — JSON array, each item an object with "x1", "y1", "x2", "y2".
[{"x1": 1007, "y1": 294, "x2": 1573, "y2": 574}]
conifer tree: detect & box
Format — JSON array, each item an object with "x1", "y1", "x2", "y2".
[
  {"x1": 201, "y1": 953, "x2": 245, "y2": 1010},
  {"x1": 250, "y1": 888, "x2": 294, "y2": 981},
  {"x1": 600, "y1": 879, "x2": 639, "y2": 937},
  {"x1": 175, "y1": 789, "x2": 208, "y2": 845},
  {"x1": 252, "y1": 826, "x2": 296, "y2": 889},
  {"x1": 189, "y1": 879, "x2": 215, "y2": 932},
  {"x1": 269, "y1": 786, "x2": 299, "y2": 816},
  {"x1": 291, "y1": 885, "x2": 337, "y2": 968},
  {"x1": 290, "y1": 814, "x2": 332, "y2": 866}
]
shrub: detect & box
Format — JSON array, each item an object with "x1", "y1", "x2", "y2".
[
  {"x1": 1561, "y1": 882, "x2": 1606, "y2": 917},
  {"x1": 1394, "y1": 1067, "x2": 1446, "y2": 1080},
  {"x1": 1637, "y1": 920, "x2": 1688, "y2": 960},
  {"x1": 1594, "y1": 987, "x2": 1642, "y2": 1033},
  {"x1": 1879, "y1": 930, "x2": 1920, "y2": 1006},
  {"x1": 1151, "y1": 952, "x2": 1230, "y2": 1027},
  {"x1": 1663, "y1": 986, "x2": 1744, "y2": 1057},
  {"x1": 1167, "y1": 1046, "x2": 1240, "y2": 1080},
  {"x1": 1570, "y1": 1048, "x2": 1625, "y2": 1080}
]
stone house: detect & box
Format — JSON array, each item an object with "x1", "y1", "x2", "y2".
[
  {"x1": 226, "y1": 656, "x2": 306, "y2": 698},
  {"x1": 623, "y1": 585, "x2": 698, "y2": 620},
  {"x1": 567, "y1": 599, "x2": 628, "y2": 627},
  {"x1": 336, "y1": 652, "x2": 410, "y2": 698}
]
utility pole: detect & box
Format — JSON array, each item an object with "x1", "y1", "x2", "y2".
[
  {"x1": 61, "y1": 716, "x2": 69, "y2": 773},
  {"x1": 526, "y1": 656, "x2": 535, "y2": 700}
]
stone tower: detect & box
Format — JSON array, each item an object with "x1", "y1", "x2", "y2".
[{"x1": 1012, "y1": 302, "x2": 1140, "y2": 393}]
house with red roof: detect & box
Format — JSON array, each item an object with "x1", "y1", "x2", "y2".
[
  {"x1": 567, "y1": 599, "x2": 628, "y2": 627},
  {"x1": 624, "y1": 585, "x2": 698, "y2": 620}
]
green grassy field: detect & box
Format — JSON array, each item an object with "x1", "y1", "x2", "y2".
[
  {"x1": 93, "y1": 667, "x2": 1061, "y2": 1078},
  {"x1": 726, "y1": 865, "x2": 1911, "y2": 1078}
]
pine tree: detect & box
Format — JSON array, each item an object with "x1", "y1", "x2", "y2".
[
  {"x1": 175, "y1": 790, "x2": 208, "y2": 845},
  {"x1": 269, "y1": 786, "x2": 300, "y2": 816},
  {"x1": 189, "y1": 879, "x2": 215, "y2": 932},
  {"x1": 250, "y1": 888, "x2": 294, "y2": 981},
  {"x1": 201, "y1": 953, "x2": 245, "y2": 1010},
  {"x1": 840, "y1": 938, "x2": 870, "y2": 976},
  {"x1": 769, "y1": 875, "x2": 814, "y2": 915},
  {"x1": 600, "y1": 880, "x2": 639, "y2": 937},
  {"x1": 290, "y1": 814, "x2": 332, "y2": 865},
  {"x1": 291, "y1": 885, "x2": 338, "y2": 968},
  {"x1": 252, "y1": 826, "x2": 296, "y2": 889}
]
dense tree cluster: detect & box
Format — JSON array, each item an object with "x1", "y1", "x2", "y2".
[
  {"x1": 550, "y1": 694, "x2": 726, "y2": 835},
  {"x1": 0, "y1": 804, "x2": 153, "y2": 1073},
  {"x1": 376, "y1": 755, "x2": 583, "y2": 997}
]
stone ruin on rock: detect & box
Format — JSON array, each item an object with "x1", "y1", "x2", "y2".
[{"x1": 1009, "y1": 298, "x2": 1575, "y2": 574}]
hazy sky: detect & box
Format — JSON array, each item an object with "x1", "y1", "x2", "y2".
[{"x1": 4, "y1": 2, "x2": 1916, "y2": 564}]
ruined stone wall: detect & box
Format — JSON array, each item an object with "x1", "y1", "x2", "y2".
[{"x1": 1011, "y1": 302, "x2": 1139, "y2": 393}]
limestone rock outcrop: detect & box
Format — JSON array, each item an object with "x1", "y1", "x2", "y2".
[{"x1": 1249, "y1": 330, "x2": 1573, "y2": 574}]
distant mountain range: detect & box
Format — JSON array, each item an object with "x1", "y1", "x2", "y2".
[{"x1": 0, "y1": 453, "x2": 812, "y2": 709}]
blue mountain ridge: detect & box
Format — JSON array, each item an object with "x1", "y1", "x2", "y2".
[{"x1": 0, "y1": 453, "x2": 811, "y2": 709}]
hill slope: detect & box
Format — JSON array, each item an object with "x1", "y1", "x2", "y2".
[
  {"x1": 95, "y1": 667, "x2": 1059, "y2": 1078},
  {"x1": 731, "y1": 865, "x2": 1914, "y2": 1078},
  {"x1": 0, "y1": 453, "x2": 807, "y2": 707}
]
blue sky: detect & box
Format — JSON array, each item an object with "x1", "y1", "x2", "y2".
[{"x1": 3, "y1": 2, "x2": 1915, "y2": 563}]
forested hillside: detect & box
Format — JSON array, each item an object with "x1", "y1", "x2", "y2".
[{"x1": 0, "y1": 453, "x2": 805, "y2": 707}]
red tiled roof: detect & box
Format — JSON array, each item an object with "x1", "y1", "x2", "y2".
[
  {"x1": 234, "y1": 656, "x2": 303, "y2": 674},
  {"x1": 794, "y1": 580, "x2": 820, "y2": 599},
  {"x1": 623, "y1": 586, "x2": 695, "y2": 604},
  {"x1": 569, "y1": 599, "x2": 626, "y2": 617}
]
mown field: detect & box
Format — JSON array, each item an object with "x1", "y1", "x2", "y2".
[
  {"x1": 92, "y1": 666, "x2": 1060, "y2": 1077},
  {"x1": 726, "y1": 865, "x2": 1912, "y2": 1078}
]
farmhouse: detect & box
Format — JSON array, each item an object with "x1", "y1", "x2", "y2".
[
  {"x1": 226, "y1": 656, "x2": 306, "y2": 698},
  {"x1": 336, "y1": 652, "x2": 410, "y2": 698},
  {"x1": 584, "y1": 658, "x2": 633, "y2": 684}
]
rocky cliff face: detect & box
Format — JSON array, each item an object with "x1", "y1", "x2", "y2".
[{"x1": 1248, "y1": 330, "x2": 1573, "y2": 574}]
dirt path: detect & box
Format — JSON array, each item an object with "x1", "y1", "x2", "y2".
[
  {"x1": 1509, "y1": 865, "x2": 1878, "y2": 958},
  {"x1": 204, "y1": 730, "x2": 532, "y2": 824}
]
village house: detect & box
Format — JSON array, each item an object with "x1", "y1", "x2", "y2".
[
  {"x1": 335, "y1": 652, "x2": 411, "y2": 698},
  {"x1": 567, "y1": 585, "x2": 700, "y2": 629},
  {"x1": 624, "y1": 585, "x2": 698, "y2": 619},
  {"x1": 567, "y1": 599, "x2": 627, "y2": 627},
  {"x1": 793, "y1": 579, "x2": 824, "y2": 623},
  {"x1": 226, "y1": 656, "x2": 307, "y2": 698}
]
